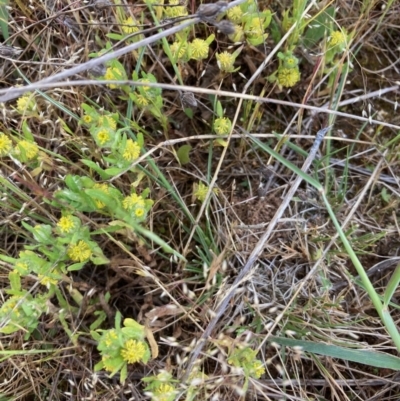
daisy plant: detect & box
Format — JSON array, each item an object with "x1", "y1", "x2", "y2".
[{"x1": 92, "y1": 312, "x2": 151, "y2": 383}]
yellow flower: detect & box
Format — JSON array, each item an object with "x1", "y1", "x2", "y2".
[
  {"x1": 329, "y1": 30, "x2": 347, "y2": 47},
  {"x1": 163, "y1": 0, "x2": 188, "y2": 18},
  {"x1": 245, "y1": 17, "x2": 264, "y2": 38},
  {"x1": 135, "y1": 207, "x2": 145, "y2": 218},
  {"x1": 122, "y1": 16, "x2": 139, "y2": 34},
  {"x1": 250, "y1": 360, "x2": 265, "y2": 379},
  {"x1": 135, "y1": 94, "x2": 149, "y2": 107},
  {"x1": 122, "y1": 193, "x2": 145, "y2": 210},
  {"x1": 193, "y1": 182, "x2": 208, "y2": 202},
  {"x1": 57, "y1": 215, "x2": 75, "y2": 234},
  {"x1": 189, "y1": 39, "x2": 209, "y2": 60},
  {"x1": 153, "y1": 384, "x2": 176, "y2": 401},
  {"x1": 228, "y1": 24, "x2": 244, "y2": 43},
  {"x1": 277, "y1": 67, "x2": 301, "y2": 88},
  {"x1": 16, "y1": 94, "x2": 36, "y2": 113},
  {"x1": 283, "y1": 56, "x2": 298, "y2": 69},
  {"x1": 15, "y1": 140, "x2": 39, "y2": 160},
  {"x1": 14, "y1": 261, "x2": 29, "y2": 275},
  {"x1": 216, "y1": 51, "x2": 235, "y2": 72},
  {"x1": 98, "y1": 115, "x2": 117, "y2": 130},
  {"x1": 96, "y1": 129, "x2": 111, "y2": 145},
  {"x1": 120, "y1": 339, "x2": 146, "y2": 364},
  {"x1": 82, "y1": 114, "x2": 92, "y2": 124},
  {"x1": 227, "y1": 6, "x2": 243, "y2": 23},
  {"x1": 93, "y1": 183, "x2": 109, "y2": 209},
  {"x1": 38, "y1": 274, "x2": 58, "y2": 286},
  {"x1": 67, "y1": 240, "x2": 92, "y2": 262},
  {"x1": 214, "y1": 117, "x2": 232, "y2": 135},
  {"x1": 0, "y1": 132, "x2": 12, "y2": 156},
  {"x1": 122, "y1": 139, "x2": 140, "y2": 161},
  {"x1": 170, "y1": 41, "x2": 188, "y2": 60},
  {"x1": 104, "y1": 67, "x2": 124, "y2": 89},
  {"x1": 104, "y1": 329, "x2": 118, "y2": 347},
  {"x1": 101, "y1": 355, "x2": 114, "y2": 372}
]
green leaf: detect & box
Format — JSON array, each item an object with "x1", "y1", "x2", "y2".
[
  {"x1": 303, "y1": 6, "x2": 335, "y2": 48},
  {"x1": 106, "y1": 33, "x2": 124, "y2": 40},
  {"x1": 176, "y1": 144, "x2": 192, "y2": 165},
  {"x1": 9, "y1": 271, "x2": 21, "y2": 291},
  {"x1": 383, "y1": 265, "x2": 400, "y2": 307},
  {"x1": 81, "y1": 160, "x2": 111, "y2": 180},
  {"x1": 0, "y1": 0, "x2": 9, "y2": 41},
  {"x1": 270, "y1": 337, "x2": 400, "y2": 370}
]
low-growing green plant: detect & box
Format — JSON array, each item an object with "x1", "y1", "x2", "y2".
[{"x1": 92, "y1": 312, "x2": 152, "y2": 383}]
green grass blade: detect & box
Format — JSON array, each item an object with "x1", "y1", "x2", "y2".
[
  {"x1": 383, "y1": 265, "x2": 400, "y2": 307},
  {"x1": 0, "y1": 0, "x2": 9, "y2": 41},
  {"x1": 270, "y1": 337, "x2": 400, "y2": 370}
]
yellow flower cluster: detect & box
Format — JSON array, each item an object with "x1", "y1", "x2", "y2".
[
  {"x1": 152, "y1": 383, "x2": 176, "y2": 401},
  {"x1": 216, "y1": 51, "x2": 235, "y2": 72},
  {"x1": 277, "y1": 68, "x2": 301, "y2": 88},
  {"x1": 163, "y1": 0, "x2": 188, "y2": 18},
  {"x1": 213, "y1": 117, "x2": 232, "y2": 135},
  {"x1": 329, "y1": 30, "x2": 347, "y2": 47},
  {"x1": 16, "y1": 93, "x2": 36, "y2": 114},
  {"x1": 120, "y1": 339, "x2": 146, "y2": 364},
  {"x1": 67, "y1": 240, "x2": 92, "y2": 262},
  {"x1": 227, "y1": 6, "x2": 243, "y2": 23},
  {"x1": 122, "y1": 139, "x2": 140, "y2": 161},
  {"x1": 123, "y1": 193, "x2": 146, "y2": 218},
  {"x1": 57, "y1": 215, "x2": 75, "y2": 234},
  {"x1": 0, "y1": 132, "x2": 12, "y2": 157},
  {"x1": 122, "y1": 16, "x2": 140, "y2": 35},
  {"x1": 104, "y1": 67, "x2": 124, "y2": 89},
  {"x1": 189, "y1": 39, "x2": 209, "y2": 60},
  {"x1": 15, "y1": 140, "x2": 39, "y2": 160},
  {"x1": 93, "y1": 183, "x2": 110, "y2": 209}
]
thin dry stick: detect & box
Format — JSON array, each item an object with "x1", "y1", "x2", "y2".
[{"x1": 182, "y1": 126, "x2": 330, "y2": 378}]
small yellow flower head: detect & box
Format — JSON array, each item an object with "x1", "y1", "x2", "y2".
[
  {"x1": 104, "y1": 67, "x2": 124, "y2": 89},
  {"x1": 283, "y1": 56, "x2": 299, "y2": 69},
  {"x1": 104, "y1": 329, "x2": 118, "y2": 347},
  {"x1": 0, "y1": 132, "x2": 12, "y2": 157},
  {"x1": 14, "y1": 140, "x2": 39, "y2": 160},
  {"x1": 135, "y1": 94, "x2": 149, "y2": 107},
  {"x1": 98, "y1": 115, "x2": 117, "y2": 130},
  {"x1": 122, "y1": 193, "x2": 145, "y2": 211},
  {"x1": 193, "y1": 182, "x2": 209, "y2": 203},
  {"x1": 134, "y1": 207, "x2": 145, "y2": 218},
  {"x1": 189, "y1": 39, "x2": 209, "y2": 60},
  {"x1": 14, "y1": 261, "x2": 29, "y2": 275},
  {"x1": 120, "y1": 339, "x2": 146, "y2": 364},
  {"x1": 96, "y1": 129, "x2": 111, "y2": 146},
  {"x1": 250, "y1": 360, "x2": 265, "y2": 379},
  {"x1": 170, "y1": 41, "x2": 188, "y2": 60},
  {"x1": 277, "y1": 68, "x2": 301, "y2": 88},
  {"x1": 245, "y1": 17, "x2": 264, "y2": 37},
  {"x1": 214, "y1": 117, "x2": 232, "y2": 135},
  {"x1": 122, "y1": 16, "x2": 140, "y2": 34},
  {"x1": 38, "y1": 274, "x2": 58, "y2": 287},
  {"x1": 164, "y1": 0, "x2": 188, "y2": 18},
  {"x1": 228, "y1": 24, "x2": 244, "y2": 43},
  {"x1": 216, "y1": 51, "x2": 235, "y2": 72},
  {"x1": 93, "y1": 183, "x2": 109, "y2": 209},
  {"x1": 101, "y1": 355, "x2": 114, "y2": 372},
  {"x1": 329, "y1": 30, "x2": 347, "y2": 47},
  {"x1": 16, "y1": 93, "x2": 36, "y2": 114},
  {"x1": 57, "y1": 215, "x2": 75, "y2": 234},
  {"x1": 153, "y1": 384, "x2": 176, "y2": 401},
  {"x1": 227, "y1": 6, "x2": 243, "y2": 23},
  {"x1": 67, "y1": 240, "x2": 92, "y2": 262},
  {"x1": 82, "y1": 114, "x2": 92, "y2": 124},
  {"x1": 122, "y1": 139, "x2": 141, "y2": 161}
]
